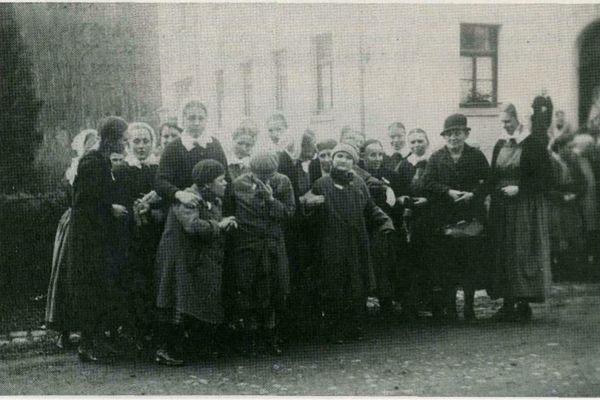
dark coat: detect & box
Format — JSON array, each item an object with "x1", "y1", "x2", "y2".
[
  {"x1": 156, "y1": 137, "x2": 228, "y2": 204},
  {"x1": 229, "y1": 172, "x2": 296, "y2": 312},
  {"x1": 155, "y1": 188, "x2": 225, "y2": 325},
  {"x1": 383, "y1": 152, "x2": 410, "y2": 172},
  {"x1": 309, "y1": 174, "x2": 394, "y2": 308},
  {"x1": 66, "y1": 150, "x2": 127, "y2": 332},
  {"x1": 422, "y1": 144, "x2": 490, "y2": 230}
]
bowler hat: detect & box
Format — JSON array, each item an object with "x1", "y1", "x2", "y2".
[{"x1": 441, "y1": 113, "x2": 471, "y2": 136}]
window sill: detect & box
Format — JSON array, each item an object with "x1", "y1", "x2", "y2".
[{"x1": 459, "y1": 104, "x2": 502, "y2": 117}]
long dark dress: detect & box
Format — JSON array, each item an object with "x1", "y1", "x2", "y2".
[
  {"x1": 155, "y1": 188, "x2": 225, "y2": 325},
  {"x1": 489, "y1": 133, "x2": 553, "y2": 302},
  {"x1": 422, "y1": 144, "x2": 490, "y2": 293},
  {"x1": 113, "y1": 163, "x2": 163, "y2": 331},
  {"x1": 310, "y1": 172, "x2": 394, "y2": 315},
  {"x1": 229, "y1": 172, "x2": 295, "y2": 316},
  {"x1": 66, "y1": 150, "x2": 127, "y2": 334}
]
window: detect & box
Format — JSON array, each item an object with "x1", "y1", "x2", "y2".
[
  {"x1": 460, "y1": 24, "x2": 499, "y2": 107},
  {"x1": 241, "y1": 60, "x2": 253, "y2": 117},
  {"x1": 215, "y1": 69, "x2": 224, "y2": 128},
  {"x1": 273, "y1": 49, "x2": 288, "y2": 112},
  {"x1": 314, "y1": 33, "x2": 333, "y2": 113}
]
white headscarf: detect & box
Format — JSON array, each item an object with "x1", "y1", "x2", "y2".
[{"x1": 65, "y1": 129, "x2": 99, "y2": 185}]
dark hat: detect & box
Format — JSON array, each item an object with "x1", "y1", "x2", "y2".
[
  {"x1": 192, "y1": 159, "x2": 225, "y2": 187},
  {"x1": 441, "y1": 113, "x2": 471, "y2": 136},
  {"x1": 316, "y1": 139, "x2": 337, "y2": 152},
  {"x1": 97, "y1": 116, "x2": 128, "y2": 142}
]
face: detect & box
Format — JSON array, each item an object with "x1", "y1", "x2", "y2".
[
  {"x1": 318, "y1": 149, "x2": 333, "y2": 173},
  {"x1": 443, "y1": 129, "x2": 468, "y2": 151},
  {"x1": 267, "y1": 120, "x2": 286, "y2": 145},
  {"x1": 183, "y1": 106, "x2": 207, "y2": 138},
  {"x1": 341, "y1": 132, "x2": 364, "y2": 150},
  {"x1": 364, "y1": 143, "x2": 385, "y2": 171},
  {"x1": 109, "y1": 152, "x2": 125, "y2": 169},
  {"x1": 388, "y1": 127, "x2": 406, "y2": 151},
  {"x1": 408, "y1": 132, "x2": 429, "y2": 157},
  {"x1": 500, "y1": 112, "x2": 519, "y2": 135},
  {"x1": 233, "y1": 134, "x2": 255, "y2": 159},
  {"x1": 129, "y1": 129, "x2": 153, "y2": 161},
  {"x1": 333, "y1": 151, "x2": 354, "y2": 172},
  {"x1": 300, "y1": 135, "x2": 317, "y2": 161},
  {"x1": 208, "y1": 174, "x2": 227, "y2": 198},
  {"x1": 161, "y1": 127, "x2": 181, "y2": 147}
]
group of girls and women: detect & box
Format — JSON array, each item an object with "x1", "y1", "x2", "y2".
[{"x1": 44, "y1": 96, "x2": 600, "y2": 365}]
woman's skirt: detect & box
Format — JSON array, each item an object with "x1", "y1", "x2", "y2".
[{"x1": 45, "y1": 208, "x2": 74, "y2": 332}]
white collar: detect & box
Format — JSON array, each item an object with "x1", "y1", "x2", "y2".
[
  {"x1": 124, "y1": 153, "x2": 153, "y2": 169},
  {"x1": 229, "y1": 156, "x2": 250, "y2": 167},
  {"x1": 406, "y1": 152, "x2": 429, "y2": 166},
  {"x1": 181, "y1": 133, "x2": 213, "y2": 152},
  {"x1": 501, "y1": 125, "x2": 530, "y2": 145}
]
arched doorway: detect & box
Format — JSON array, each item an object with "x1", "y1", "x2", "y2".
[{"x1": 579, "y1": 20, "x2": 600, "y2": 126}]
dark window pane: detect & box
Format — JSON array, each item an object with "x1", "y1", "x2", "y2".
[{"x1": 461, "y1": 25, "x2": 491, "y2": 52}]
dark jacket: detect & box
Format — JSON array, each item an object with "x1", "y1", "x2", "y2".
[{"x1": 422, "y1": 144, "x2": 490, "y2": 230}]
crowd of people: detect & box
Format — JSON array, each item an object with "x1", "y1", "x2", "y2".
[{"x1": 43, "y1": 96, "x2": 600, "y2": 365}]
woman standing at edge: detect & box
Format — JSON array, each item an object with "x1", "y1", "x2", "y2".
[
  {"x1": 67, "y1": 116, "x2": 130, "y2": 362},
  {"x1": 489, "y1": 103, "x2": 554, "y2": 321}
]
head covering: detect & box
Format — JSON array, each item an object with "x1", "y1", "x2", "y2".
[
  {"x1": 97, "y1": 116, "x2": 128, "y2": 143},
  {"x1": 332, "y1": 143, "x2": 359, "y2": 164},
  {"x1": 316, "y1": 139, "x2": 337, "y2": 152},
  {"x1": 250, "y1": 149, "x2": 280, "y2": 175},
  {"x1": 192, "y1": 159, "x2": 225, "y2": 187},
  {"x1": 441, "y1": 113, "x2": 471, "y2": 136},
  {"x1": 71, "y1": 129, "x2": 98, "y2": 157}
]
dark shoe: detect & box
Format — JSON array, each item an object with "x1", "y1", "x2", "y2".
[
  {"x1": 155, "y1": 349, "x2": 184, "y2": 366},
  {"x1": 492, "y1": 305, "x2": 516, "y2": 322},
  {"x1": 78, "y1": 346, "x2": 100, "y2": 363},
  {"x1": 516, "y1": 302, "x2": 532, "y2": 321}
]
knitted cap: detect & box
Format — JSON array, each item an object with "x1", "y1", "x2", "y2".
[
  {"x1": 331, "y1": 143, "x2": 359, "y2": 164},
  {"x1": 250, "y1": 149, "x2": 280, "y2": 175},
  {"x1": 316, "y1": 139, "x2": 337, "y2": 152},
  {"x1": 192, "y1": 159, "x2": 225, "y2": 187}
]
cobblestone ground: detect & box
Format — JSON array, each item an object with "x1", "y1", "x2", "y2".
[{"x1": 1, "y1": 283, "x2": 599, "y2": 396}]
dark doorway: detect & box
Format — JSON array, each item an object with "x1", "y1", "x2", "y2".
[{"x1": 579, "y1": 21, "x2": 600, "y2": 126}]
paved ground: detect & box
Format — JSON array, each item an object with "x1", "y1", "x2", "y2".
[{"x1": 1, "y1": 284, "x2": 599, "y2": 396}]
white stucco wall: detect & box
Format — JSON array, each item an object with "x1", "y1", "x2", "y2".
[{"x1": 157, "y1": 4, "x2": 600, "y2": 158}]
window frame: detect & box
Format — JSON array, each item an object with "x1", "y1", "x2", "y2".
[
  {"x1": 273, "y1": 49, "x2": 288, "y2": 112},
  {"x1": 240, "y1": 60, "x2": 253, "y2": 117},
  {"x1": 314, "y1": 32, "x2": 333, "y2": 114},
  {"x1": 459, "y1": 23, "x2": 500, "y2": 109},
  {"x1": 214, "y1": 69, "x2": 224, "y2": 128}
]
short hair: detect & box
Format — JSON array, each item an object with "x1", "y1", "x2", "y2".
[
  {"x1": 388, "y1": 122, "x2": 406, "y2": 132},
  {"x1": 97, "y1": 116, "x2": 128, "y2": 153},
  {"x1": 360, "y1": 139, "x2": 383, "y2": 154},
  {"x1": 233, "y1": 119, "x2": 259, "y2": 142},
  {"x1": 250, "y1": 149, "x2": 280, "y2": 176},
  {"x1": 159, "y1": 122, "x2": 182, "y2": 135},
  {"x1": 181, "y1": 100, "x2": 208, "y2": 121},
  {"x1": 127, "y1": 122, "x2": 156, "y2": 145},
  {"x1": 501, "y1": 103, "x2": 519, "y2": 121},
  {"x1": 267, "y1": 112, "x2": 288, "y2": 129},
  {"x1": 408, "y1": 128, "x2": 429, "y2": 143}
]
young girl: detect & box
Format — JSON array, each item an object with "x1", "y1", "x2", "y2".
[
  {"x1": 304, "y1": 143, "x2": 394, "y2": 342},
  {"x1": 229, "y1": 150, "x2": 295, "y2": 355},
  {"x1": 154, "y1": 160, "x2": 236, "y2": 366}
]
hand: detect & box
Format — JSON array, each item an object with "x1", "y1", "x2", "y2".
[
  {"x1": 140, "y1": 190, "x2": 161, "y2": 204},
  {"x1": 501, "y1": 185, "x2": 519, "y2": 197},
  {"x1": 176, "y1": 190, "x2": 201, "y2": 208},
  {"x1": 111, "y1": 204, "x2": 128, "y2": 219},
  {"x1": 301, "y1": 190, "x2": 325, "y2": 207},
  {"x1": 134, "y1": 200, "x2": 151, "y2": 215},
  {"x1": 455, "y1": 192, "x2": 474, "y2": 203},
  {"x1": 398, "y1": 196, "x2": 410, "y2": 205},
  {"x1": 218, "y1": 216, "x2": 238, "y2": 231},
  {"x1": 563, "y1": 193, "x2": 577, "y2": 202},
  {"x1": 447, "y1": 189, "x2": 464, "y2": 202},
  {"x1": 412, "y1": 197, "x2": 428, "y2": 206}
]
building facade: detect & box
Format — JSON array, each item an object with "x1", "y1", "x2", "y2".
[{"x1": 157, "y1": 4, "x2": 600, "y2": 157}]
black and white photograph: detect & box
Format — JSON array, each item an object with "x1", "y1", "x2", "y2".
[{"x1": 0, "y1": 2, "x2": 599, "y2": 396}]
